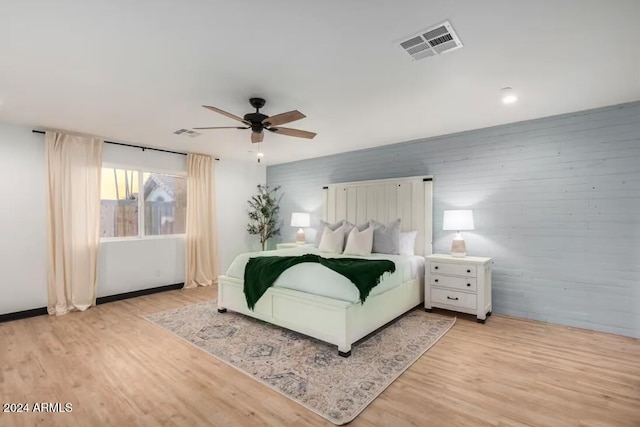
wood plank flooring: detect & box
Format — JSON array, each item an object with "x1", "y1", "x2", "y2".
[{"x1": 1, "y1": 286, "x2": 639, "y2": 427}]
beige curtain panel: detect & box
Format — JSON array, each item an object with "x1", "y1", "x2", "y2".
[
  {"x1": 185, "y1": 153, "x2": 219, "y2": 288},
  {"x1": 45, "y1": 132, "x2": 103, "y2": 315}
]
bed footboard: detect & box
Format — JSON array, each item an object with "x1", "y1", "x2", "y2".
[{"x1": 217, "y1": 275, "x2": 423, "y2": 356}]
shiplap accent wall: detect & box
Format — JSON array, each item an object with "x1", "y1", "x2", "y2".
[{"x1": 267, "y1": 102, "x2": 640, "y2": 338}]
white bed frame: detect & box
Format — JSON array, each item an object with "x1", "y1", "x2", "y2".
[{"x1": 217, "y1": 176, "x2": 433, "y2": 356}]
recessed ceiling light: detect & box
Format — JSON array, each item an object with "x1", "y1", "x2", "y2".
[{"x1": 501, "y1": 87, "x2": 518, "y2": 105}]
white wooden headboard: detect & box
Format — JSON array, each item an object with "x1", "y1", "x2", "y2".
[{"x1": 322, "y1": 176, "x2": 433, "y2": 256}]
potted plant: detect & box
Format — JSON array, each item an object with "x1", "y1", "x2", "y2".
[{"x1": 247, "y1": 184, "x2": 281, "y2": 250}]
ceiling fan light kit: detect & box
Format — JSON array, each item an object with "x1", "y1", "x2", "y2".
[{"x1": 194, "y1": 97, "x2": 316, "y2": 144}]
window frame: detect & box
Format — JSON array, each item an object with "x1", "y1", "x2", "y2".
[{"x1": 100, "y1": 163, "x2": 187, "y2": 242}]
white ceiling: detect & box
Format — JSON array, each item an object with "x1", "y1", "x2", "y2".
[{"x1": 1, "y1": 0, "x2": 639, "y2": 165}]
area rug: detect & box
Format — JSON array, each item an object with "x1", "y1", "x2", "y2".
[{"x1": 145, "y1": 300, "x2": 455, "y2": 425}]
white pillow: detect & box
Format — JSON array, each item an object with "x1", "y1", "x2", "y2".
[
  {"x1": 343, "y1": 226, "x2": 374, "y2": 257},
  {"x1": 318, "y1": 225, "x2": 345, "y2": 254},
  {"x1": 399, "y1": 231, "x2": 418, "y2": 256},
  {"x1": 314, "y1": 220, "x2": 343, "y2": 247},
  {"x1": 343, "y1": 221, "x2": 369, "y2": 249}
]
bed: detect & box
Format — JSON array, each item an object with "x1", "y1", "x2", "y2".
[{"x1": 217, "y1": 175, "x2": 433, "y2": 356}]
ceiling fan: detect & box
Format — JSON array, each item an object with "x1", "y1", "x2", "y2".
[{"x1": 194, "y1": 97, "x2": 316, "y2": 143}]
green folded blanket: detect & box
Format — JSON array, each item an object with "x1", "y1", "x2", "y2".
[{"x1": 243, "y1": 253, "x2": 396, "y2": 310}]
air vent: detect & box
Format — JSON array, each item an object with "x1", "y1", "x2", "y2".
[
  {"x1": 398, "y1": 20, "x2": 463, "y2": 61},
  {"x1": 173, "y1": 129, "x2": 201, "y2": 137}
]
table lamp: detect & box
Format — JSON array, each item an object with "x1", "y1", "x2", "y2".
[
  {"x1": 291, "y1": 212, "x2": 310, "y2": 244},
  {"x1": 443, "y1": 210, "x2": 474, "y2": 257}
]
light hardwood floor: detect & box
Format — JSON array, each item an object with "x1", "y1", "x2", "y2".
[{"x1": 1, "y1": 286, "x2": 639, "y2": 427}]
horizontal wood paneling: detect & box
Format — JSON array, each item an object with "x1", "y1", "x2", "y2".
[{"x1": 267, "y1": 102, "x2": 640, "y2": 338}]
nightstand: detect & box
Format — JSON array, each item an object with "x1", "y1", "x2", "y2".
[
  {"x1": 424, "y1": 254, "x2": 492, "y2": 323},
  {"x1": 276, "y1": 243, "x2": 315, "y2": 250}
]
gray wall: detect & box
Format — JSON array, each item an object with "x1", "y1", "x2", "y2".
[{"x1": 267, "y1": 102, "x2": 640, "y2": 338}]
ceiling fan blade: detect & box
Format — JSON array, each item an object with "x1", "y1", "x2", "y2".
[
  {"x1": 270, "y1": 127, "x2": 316, "y2": 139},
  {"x1": 251, "y1": 132, "x2": 264, "y2": 144},
  {"x1": 263, "y1": 110, "x2": 306, "y2": 127},
  {"x1": 202, "y1": 105, "x2": 249, "y2": 124},
  {"x1": 193, "y1": 126, "x2": 249, "y2": 130}
]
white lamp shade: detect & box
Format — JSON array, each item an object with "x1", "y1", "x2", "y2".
[
  {"x1": 443, "y1": 210, "x2": 474, "y2": 231},
  {"x1": 290, "y1": 212, "x2": 310, "y2": 228}
]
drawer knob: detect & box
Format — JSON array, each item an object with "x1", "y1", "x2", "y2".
[
  {"x1": 467, "y1": 283, "x2": 471, "y2": 287},
  {"x1": 447, "y1": 296, "x2": 459, "y2": 301},
  {"x1": 467, "y1": 269, "x2": 471, "y2": 273},
  {"x1": 435, "y1": 279, "x2": 439, "y2": 282},
  {"x1": 435, "y1": 266, "x2": 439, "y2": 270}
]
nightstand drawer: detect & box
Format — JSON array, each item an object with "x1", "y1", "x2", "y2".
[
  {"x1": 431, "y1": 288, "x2": 477, "y2": 310},
  {"x1": 431, "y1": 275, "x2": 477, "y2": 291},
  {"x1": 431, "y1": 262, "x2": 476, "y2": 278}
]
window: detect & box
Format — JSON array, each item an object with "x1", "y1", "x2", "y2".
[
  {"x1": 100, "y1": 167, "x2": 186, "y2": 238},
  {"x1": 142, "y1": 172, "x2": 187, "y2": 236},
  {"x1": 100, "y1": 168, "x2": 139, "y2": 238}
]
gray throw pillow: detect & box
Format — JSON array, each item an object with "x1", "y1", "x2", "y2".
[
  {"x1": 370, "y1": 219, "x2": 401, "y2": 255},
  {"x1": 314, "y1": 220, "x2": 344, "y2": 247}
]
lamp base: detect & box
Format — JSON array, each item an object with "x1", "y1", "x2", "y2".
[
  {"x1": 450, "y1": 232, "x2": 467, "y2": 257},
  {"x1": 295, "y1": 228, "x2": 306, "y2": 244}
]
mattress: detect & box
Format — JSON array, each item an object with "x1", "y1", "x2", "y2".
[{"x1": 224, "y1": 246, "x2": 424, "y2": 303}]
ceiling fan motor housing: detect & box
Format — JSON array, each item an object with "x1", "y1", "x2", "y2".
[
  {"x1": 246, "y1": 97, "x2": 269, "y2": 132},
  {"x1": 244, "y1": 112, "x2": 269, "y2": 132}
]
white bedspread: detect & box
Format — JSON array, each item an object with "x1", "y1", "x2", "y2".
[{"x1": 224, "y1": 247, "x2": 424, "y2": 303}]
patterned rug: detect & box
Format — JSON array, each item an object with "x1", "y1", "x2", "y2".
[{"x1": 145, "y1": 300, "x2": 455, "y2": 425}]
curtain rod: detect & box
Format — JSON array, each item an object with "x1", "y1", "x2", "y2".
[{"x1": 32, "y1": 130, "x2": 220, "y2": 160}]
